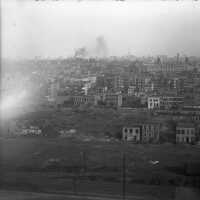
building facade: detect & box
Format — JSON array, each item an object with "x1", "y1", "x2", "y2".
[
  {"x1": 122, "y1": 123, "x2": 160, "y2": 143},
  {"x1": 72, "y1": 95, "x2": 99, "y2": 106},
  {"x1": 176, "y1": 123, "x2": 196, "y2": 144},
  {"x1": 141, "y1": 123, "x2": 160, "y2": 143},
  {"x1": 161, "y1": 96, "x2": 184, "y2": 109},
  {"x1": 105, "y1": 93, "x2": 123, "y2": 107},
  {"x1": 122, "y1": 126, "x2": 141, "y2": 142},
  {"x1": 148, "y1": 96, "x2": 184, "y2": 110},
  {"x1": 148, "y1": 97, "x2": 161, "y2": 109}
]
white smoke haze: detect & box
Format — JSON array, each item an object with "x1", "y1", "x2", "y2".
[
  {"x1": 74, "y1": 47, "x2": 88, "y2": 58},
  {"x1": 74, "y1": 36, "x2": 108, "y2": 58},
  {"x1": 2, "y1": 1, "x2": 200, "y2": 59},
  {"x1": 95, "y1": 36, "x2": 108, "y2": 58}
]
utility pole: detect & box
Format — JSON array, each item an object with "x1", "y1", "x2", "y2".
[
  {"x1": 79, "y1": 151, "x2": 87, "y2": 196},
  {"x1": 73, "y1": 175, "x2": 77, "y2": 195},
  {"x1": 80, "y1": 151, "x2": 87, "y2": 173},
  {"x1": 122, "y1": 153, "x2": 126, "y2": 200}
]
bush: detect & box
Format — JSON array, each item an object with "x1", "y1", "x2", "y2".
[
  {"x1": 115, "y1": 131, "x2": 122, "y2": 140},
  {"x1": 105, "y1": 131, "x2": 112, "y2": 138}
]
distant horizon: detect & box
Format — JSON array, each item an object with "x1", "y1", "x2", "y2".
[
  {"x1": 2, "y1": 1, "x2": 200, "y2": 59},
  {"x1": 2, "y1": 53, "x2": 200, "y2": 62}
]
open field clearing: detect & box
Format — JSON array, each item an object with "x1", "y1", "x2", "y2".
[{"x1": 0, "y1": 138, "x2": 200, "y2": 199}]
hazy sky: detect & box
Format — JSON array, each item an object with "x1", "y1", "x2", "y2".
[{"x1": 2, "y1": 1, "x2": 200, "y2": 59}]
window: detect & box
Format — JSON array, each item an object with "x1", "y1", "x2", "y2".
[
  {"x1": 124, "y1": 128, "x2": 128, "y2": 133},
  {"x1": 135, "y1": 129, "x2": 138, "y2": 134},
  {"x1": 129, "y1": 129, "x2": 133, "y2": 133}
]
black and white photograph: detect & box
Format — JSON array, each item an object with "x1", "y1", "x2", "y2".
[{"x1": 1, "y1": 0, "x2": 200, "y2": 199}]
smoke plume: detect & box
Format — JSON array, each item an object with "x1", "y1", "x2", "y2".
[
  {"x1": 74, "y1": 36, "x2": 108, "y2": 58},
  {"x1": 95, "y1": 36, "x2": 108, "y2": 58}
]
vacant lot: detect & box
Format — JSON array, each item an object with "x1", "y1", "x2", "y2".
[
  {"x1": 1, "y1": 138, "x2": 200, "y2": 170},
  {"x1": 0, "y1": 138, "x2": 200, "y2": 199},
  {"x1": 2, "y1": 108, "x2": 154, "y2": 138}
]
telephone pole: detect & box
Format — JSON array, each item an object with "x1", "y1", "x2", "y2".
[{"x1": 122, "y1": 153, "x2": 126, "y2": 200}]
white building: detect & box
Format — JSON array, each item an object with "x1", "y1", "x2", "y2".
[
  {"x1": 21, "y1": 126, "x2": 42, "y2": 136},
  {"x1": 147, "y1": 97, "x2": 160, "y2": 109}
]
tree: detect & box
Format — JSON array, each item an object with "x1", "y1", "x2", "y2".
[
  {"x1": 115, "y1": 131, "x2": 122, "y2": 140},
  {"x1": 41, "y1": 123, "x2": 59, "y2": 137}
]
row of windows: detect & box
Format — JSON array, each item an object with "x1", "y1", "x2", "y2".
[
  {"x1": 124, "y1": 135, "x2": 138, "y2": 141},
  {"x1": 124, "y1": 128, "x2": 139, "y2": 134},
  {"x1": 149, "y1": 99, "x2": 159, "y2": 102},
  {"x1": 149, "y1": 103, "x2": 159, "y2": 107},
  {"x1": 143, "y1": 133, "x2": 154, "y2": 137},
  {"x1": 176, "y1": 129, "x2": 195, "y2": 135},
  {"x1": 193, "y1": 116, "x2": 200, "y2": 120},
  {"x1": 176, "y1": 136, "x2": 195, "y2": 143},
  {"x1": 124, "y1": 130, "x2": 157, "y2": 138},
  {"x1": 74, "y1": 98, "x2": 91, "y2": 101}
]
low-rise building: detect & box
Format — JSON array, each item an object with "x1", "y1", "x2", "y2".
[
  {"x1": 161, "y1": 96, "x2": 184, "y2": 109},
  {"x1": 73, "y1": 95, "x2": 99, "y2": 106},
  {"x1": 148, "y1": 96, "x2": 184, "y2": 110},
  {"x1": 148, "y1": 97, "x2": 161, "y2": 109},
  {"x1": 56, "y1": 94, "x2": 100, "y2": 107},
  {"x1": 122, "y1": 126, "x2": 141, "y2": 142},
  {"x1": 105, "y1": 93, "x2": 122, "y2": 107},
  {"x1": 141, "y1": 123, "x2": 160, "y2": 143},
  {"x1": 122, "y1": 123, "x2": 160, "y2": 143},
  {"x1": 192, "y1": 115, "x2": 200, "y2": 122},
  {"x1": 128, "y1": 86, "x2": 136, "y2": 96},
  {"x1": 21, "y1": 126, "x2": 42, "y2": 136},
  {"x1": 176, "y1": 123, "x2": 196, "y2": 144}
]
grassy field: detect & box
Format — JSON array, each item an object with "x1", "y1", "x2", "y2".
[
  {"x1": 1, "y1": 138, "x2": 200, "y2": 170},
  {"x1": 3, "y1": 108, "x2": 154, "y2": 137},
  {"x1": 0, "y1": 190, "x2": 163, "y2": 200},
  {"x1": 0, "y1": 138, "x2": 200, "y2": 199},
  {"x1": 1, "y1": 188, "x2": 199, "y2": 200}
]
